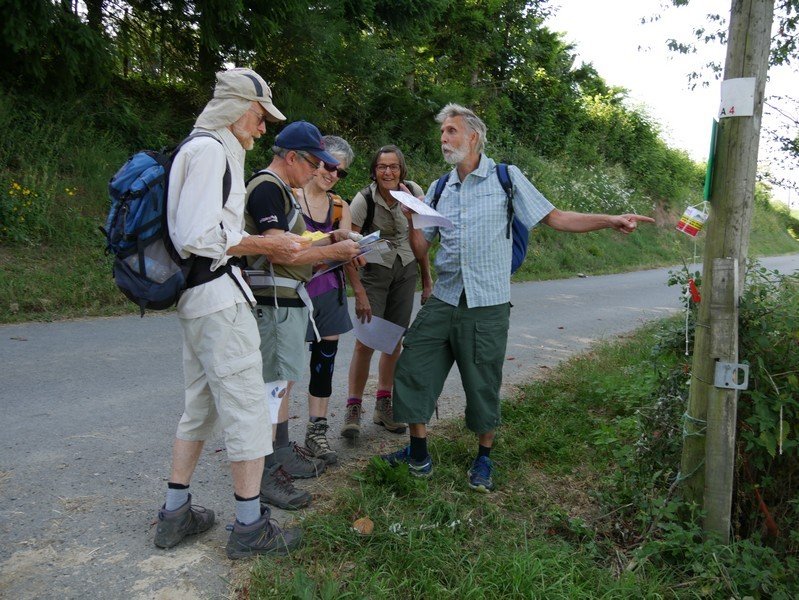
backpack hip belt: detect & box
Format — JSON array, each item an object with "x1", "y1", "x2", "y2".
[{"x1": 244, "y1": 268, "x2": 321, "y2": 342}]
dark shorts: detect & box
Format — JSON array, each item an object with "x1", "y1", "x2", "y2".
[
  {"x1": 392, "y1": 296, "x2": 510, "y2": 434},
  {"x1": 360, "y1": 256, "x2": 417, "y2": 329},
  {"x1": 306, "y1": 287, "x2": 353, "y2": 341}
]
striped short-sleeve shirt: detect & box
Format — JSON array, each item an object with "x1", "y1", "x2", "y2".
[{"x1": 423, "y1": 155, "x2": 554, "y2": 307}]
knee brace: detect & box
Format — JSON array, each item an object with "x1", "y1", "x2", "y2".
[
  {"x1": 264, "y1": 380, "x2": 287, "y2": 425},
  {"x1": 308, "y1": 339, "x2": 338, "y2": 398}
]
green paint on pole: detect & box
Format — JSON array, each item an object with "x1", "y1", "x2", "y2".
[{"x1": 704, "y1": 119, "x2": 718, "y2": 201}]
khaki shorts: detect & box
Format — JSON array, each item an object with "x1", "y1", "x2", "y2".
[
  {"x1": 177, "y1": 303, "x2": 272, "y2": 462},
  {"x1": 392, "y1": 296, "x2": 510, "y2": 434},
  {"x1": 254, "y1": 304, "x2": 308, "y2": 382},
  {"x1": 360, "y1": 256, "x2": 417, "y2": 329}
]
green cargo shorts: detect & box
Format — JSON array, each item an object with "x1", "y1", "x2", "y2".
[{"x1": 392, "y1": 296, "x2": 510, "y2": 434}]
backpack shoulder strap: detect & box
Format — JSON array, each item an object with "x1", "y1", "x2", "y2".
[
  {"x1": 430, "y1": 173, "x2": 450, "y2": 210},
  {"x1": 329, "y1": 193, "x2": 344, "y2": 226},
  {"x1": 246, "y1": 169, "x2": 299, "y2": 230},
  {"x1": 497, "y1": 163, "x2": 515, "y2": 239},
  {"x1": 359, "y1": 185, "x2": 376, "y2": 233},
  {"x1": 171, "y1": 132, "x2": 232, "y2": 205},
  {"x1": 496, "y1": 163, "x2": 513, "y2": 200}
]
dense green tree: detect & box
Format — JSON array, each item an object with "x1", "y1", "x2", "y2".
[{"x1": 0, "y1": 0, "x2": 705, "y2": 197}]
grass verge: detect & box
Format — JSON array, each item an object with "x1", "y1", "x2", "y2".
[
  {"x1": 238, "y1": 324, "x2": 668, "y2": 597},
  {"x1": 240, "y1": 316, "x2": 798, "y2": 598}
]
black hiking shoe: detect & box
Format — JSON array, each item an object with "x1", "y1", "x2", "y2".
[
  {"x1": 225, "y1": 507, "x2": 302, "y2": 560},
  {"x1": 260, "y1": 462, "x2": 311, "y2": 510},
  {"x1": 274, "y1": 441, "x2": 325, "y2": 478},
  {"x1": 154, "y1": 494, "x2": 215, "y2": 549}
]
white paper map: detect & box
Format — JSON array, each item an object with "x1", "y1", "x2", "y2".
[
  {"x1": 353, "y1": 315, "x2": 405, "y2": 354},
  {"x1": 389, "y1": 190, "x2": 453, "y2": 229},
  {"x1": 310, "y1": 231, "x2": 385, "y2": 278}
]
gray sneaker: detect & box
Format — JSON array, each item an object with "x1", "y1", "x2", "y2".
[
  {"x1": 225, "y1": 508, "x2": 302, "y2": 560},
  {"x1": 341, "y1": 402, "x2": 362, "y2": 439},
  {"x1": 374, "y1": 396, "x2": 407, "y2": 434},
  {"x1": 260, "y1": 462, "x2": 311, "y2": 510},
  {"x1": 154, "y1": 494, "x2": 215, "y2": 549},
  {"x1": 274, "y1": 441, "x2": 325, "y2": 479},
  {"x1": 305, "y1": 419, "x2": 338, "y2": 465}
]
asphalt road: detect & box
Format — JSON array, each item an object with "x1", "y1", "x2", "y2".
[{"x1": 2, "y1": 255, "x2": 798, "y2": 599}]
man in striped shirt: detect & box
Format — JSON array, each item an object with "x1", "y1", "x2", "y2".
[{"x1": 382, "y1": 103, "x2": 654, "y2": 492}]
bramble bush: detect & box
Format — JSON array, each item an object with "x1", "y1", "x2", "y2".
[{"x1": 589, "y1": 263, "x2": 799, "y2": 598}]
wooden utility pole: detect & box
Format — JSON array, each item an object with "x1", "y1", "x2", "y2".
[
  {"x1": 703, "y1": 258, "x2": 742, "y2": 542},
  {"x1": 679, "y1": 0, "x2": 774, "y2": 529}
]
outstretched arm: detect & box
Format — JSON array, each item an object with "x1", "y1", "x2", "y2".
[{"x1": 542, "y1": 208, "x2": 655, "y2": 234}]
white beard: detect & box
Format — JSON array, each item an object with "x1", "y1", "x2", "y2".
[
  {"x1": 231, "y1": 125, "x2": 255, "y2": 151},
  {"x1": 442, "y1": 144, "x2": 467, "y2": 165}
]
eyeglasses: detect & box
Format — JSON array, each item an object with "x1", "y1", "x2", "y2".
[
  {"x1": 375, "y1": 164, "x2": 401, "y2": 173},
  {"x1": 335, "y1": 168, "x2": 348, "y2": 179},
  {"x1": 297, "y1": 152, "x2": 322, "y2": 171},
  {"x1": 247, "y1": 107, "x2": 269, "y2": 125}
]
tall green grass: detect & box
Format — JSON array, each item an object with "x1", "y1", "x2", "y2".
[
  {"x1": 239, "y1": 318, "x2": 796, "y2": 598},
  {"x1": 1, "y1": 87, "x2": 797, "y2": 323},
  {"x1": 241, "y1": 317, "x2": 797, "y2": 598}
]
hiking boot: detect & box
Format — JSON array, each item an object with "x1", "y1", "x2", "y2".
[
  {"x1": 380, "y1": 446, "x2": 433, "y2": 478},
  {"x1": 305, "y1": 419, "x2": 338, "y2": 465},
  {"x1": 274, "y1": 441, "x2": 325, "y2": 479},
  {"x1": 341, "y1": 402, "x2": 362, "y2": 439},
  {"x1": 154, "y1": 494, "x2": 215, "y2": 549},
  {"x1": 467, "y1": 455, "x2": 495, "y2": 492},
  {"x1": 225, "y1": 507, "x2": 302, "y2": 560},
  {"x1": 373, "y1": 396, "x2": 407, "y2": 434},
  {"x1": 260, "y1": 463, "x2": 311, "y2": 510}
]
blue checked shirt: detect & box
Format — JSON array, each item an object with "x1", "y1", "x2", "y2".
[{"x1": 423, "y1": 155, "x2": 555, "y2": 307}]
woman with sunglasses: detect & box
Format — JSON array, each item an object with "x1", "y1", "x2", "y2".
[
  {"x1": 341, "y1": 144, "x2": 433, "y2": 442},
  {"x1": 294, "y1": 136, "x2": 356, "y2": 465}
]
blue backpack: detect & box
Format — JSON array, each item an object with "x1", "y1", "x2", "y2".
[
  {"x1": 431, "y1": 163, "x2": 529, "y2": 274},
  {"x1": 103, "y1": 133, "x2": 233, "y2": 316}
]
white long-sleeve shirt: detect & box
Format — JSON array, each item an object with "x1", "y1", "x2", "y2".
[{"x1": 167, "y1": 127, "x2": 256, "y2": 319}]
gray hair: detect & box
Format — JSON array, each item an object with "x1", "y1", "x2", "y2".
[
  {"x1": 435, "y1": 103, "x2": 487, "y2": 154},
  {"x1": 322, "y1": 135, "x2": 354, "y2": 167}
]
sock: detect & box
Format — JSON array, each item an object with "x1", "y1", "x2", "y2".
[
  {"x1": 264, "y1": 452, "x2": 277, "y2": 467},
  {"x1": 234, "y1": 493, "x2": 261, "y2": 526},
  {"x1": 376, "y1": 389, "x2": 391, "y2": 400},
  {"x1": 275, "y1": 421, "x2": 289, "y2": 448},
  {"x1": 477, "y1": 444, "x2": 492, "y2": 459},
  {"x1": 347, "y1": 397, "x2": 362, "y2": 406},
  {"x1": 165, "y1": 482, "x2": 189, "y2": 511},
  {"x1": 409, "y1": 435, "x2": 428, "y2": 461},
  {"x1": 309, "y1": 416, "x2": 326, "y2": 423}
]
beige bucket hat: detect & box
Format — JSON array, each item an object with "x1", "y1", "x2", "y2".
[
  {"x1": 195, "y1": 67, "x2": 286, "y2": 130},
  {"x1": 213, "y1": 68, "x2": 286, "y2": 122}
]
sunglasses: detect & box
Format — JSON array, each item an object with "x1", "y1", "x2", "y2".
[
  {"x1": 298, "y1": 152, "x2": 340, "y2": 173},
  {"x1": 335, "y1": 168, "x2": 348, "y2": 179}
]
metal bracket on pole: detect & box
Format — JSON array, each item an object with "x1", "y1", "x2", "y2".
[{"x1": 714, "y1": 361, "x2": 749, "y2": 390}]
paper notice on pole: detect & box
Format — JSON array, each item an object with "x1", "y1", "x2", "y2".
[
  {"x1": 719, "y1": 77, "x2": 756, "y2": 118},
  {"x1": 353, "y1": 315, "x2": 405, "y2": 354},
  {"x1": 389, "y1": 190, "x2": 453, "y2": 229}
]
